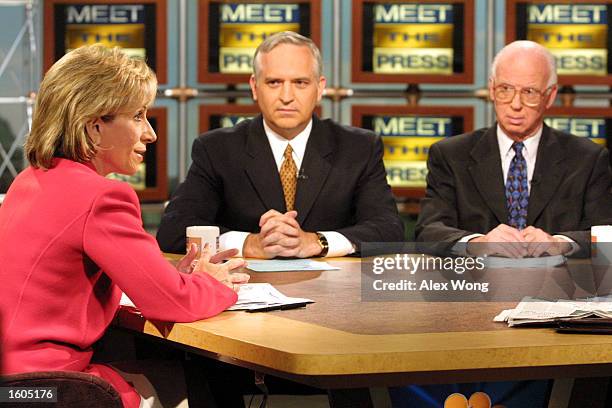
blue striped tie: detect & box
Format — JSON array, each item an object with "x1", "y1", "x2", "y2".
[{"x1": 506, "y1": 142, "x2": 529, "y2": 230}]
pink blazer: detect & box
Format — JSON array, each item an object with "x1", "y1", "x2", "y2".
[{"x1": 0, "y1": 159, "x2": 237, "y2": 408}]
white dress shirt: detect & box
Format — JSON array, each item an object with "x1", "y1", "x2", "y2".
[
  {"x1": 219, "y1": 119, "x2": 355, "y2": 257},
  {"x1": 497, "y1": 125, "x2": 541, "y2": 193}
]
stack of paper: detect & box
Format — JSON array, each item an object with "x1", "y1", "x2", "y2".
[
  {"x1": 227, "y1": 283, "x2": 314, "y2": 312},
  {"x1": 494, "y1": 296, "x2": 612, "y2": 327},
  {"x1": 120, "y1": 283, "x2": 314, "y2": 313}
]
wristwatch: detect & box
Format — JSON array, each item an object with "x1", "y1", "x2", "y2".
[{"x1": 316, "y1": 232, "x2": 329, "y2": 257}]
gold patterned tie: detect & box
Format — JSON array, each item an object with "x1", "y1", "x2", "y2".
[{"x1": 280, "y1": 144, "x2": 297, "y2": 211}]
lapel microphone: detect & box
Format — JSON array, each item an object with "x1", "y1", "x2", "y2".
[{"x1": 297, "y1": 168, "x2": 308, "y2": 180}]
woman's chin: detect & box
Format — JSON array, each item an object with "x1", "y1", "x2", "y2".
[{"x1": 111, "y1": 167, "x2": 139, "y2": 177}]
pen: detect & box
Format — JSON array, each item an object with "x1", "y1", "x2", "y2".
[{"x1": 247, "y1": 302, "x2": 310, "y2": 313}]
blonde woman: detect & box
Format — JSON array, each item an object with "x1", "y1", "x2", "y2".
[{"x1": 0, "y1": 45, "x2": 249, "y2": 408}]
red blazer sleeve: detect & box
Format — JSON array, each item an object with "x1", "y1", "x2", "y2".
[{"x1": 82, "y1": 182, "x2": 237, "y2": 322}]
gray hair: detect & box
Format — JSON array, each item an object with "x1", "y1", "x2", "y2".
[
  {"x1": 252, "y1": 31, "x2": 322, "y2": 78},
  {"x1": 490, "y1": 40, "x2": 557, "y2": 88}
]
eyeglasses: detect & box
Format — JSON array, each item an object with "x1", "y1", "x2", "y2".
[{"x1": 493, "y1": 83, "x2": 553, "y2": 107}]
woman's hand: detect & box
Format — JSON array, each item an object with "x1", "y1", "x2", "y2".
[
  {"x1": 177, "y1": 243, "x2": 240, "y2": 273},
  {"x1": 176, "y1": 243, "x2": 201, "y2": 273},
  {"x1": 178, "y1": 243, "x2": 249, "y2": 291}
]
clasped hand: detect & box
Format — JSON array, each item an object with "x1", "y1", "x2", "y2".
[
  {"x1": 243, "y1": 209, "x2": 321, "y2": 259},
  {"x1": 177, "y1": 243, "x2": 250, "y2": 291},
  {"x1": 467, "y1": 224, "x2": 571, "y2": 258}
]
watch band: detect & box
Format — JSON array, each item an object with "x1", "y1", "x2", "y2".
[{"x1": 316, "y1": 232, "x2": 329, "y2": 257}]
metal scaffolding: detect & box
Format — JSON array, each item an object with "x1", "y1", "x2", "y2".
[{"x1": 0, "y1": 0, "x2": 37, "y2": 193}]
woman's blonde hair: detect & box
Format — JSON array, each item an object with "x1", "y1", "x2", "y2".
[{"x1": 25, "y1": 45, "x2": 157, "y2": 169}]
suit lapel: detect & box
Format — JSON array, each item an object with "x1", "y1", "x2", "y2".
[
  {"x1": 468, "y1": 126, "x2": 508, "y2": 224},
  {"x1": 244, "y1": 116, "x2": 286, "y2": 211},
  {"x1": 294, "y1": 117, "x2": 333, "y2": 224},
  {"x1": 527, "y1": 125, "x2": 567, "y2": 225}
]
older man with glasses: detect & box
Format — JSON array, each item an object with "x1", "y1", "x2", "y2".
[{"x1": 416, "y1": 40, "x2": 612, "y2": 257}]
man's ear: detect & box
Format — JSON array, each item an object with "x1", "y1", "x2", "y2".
[
  {"x1": 317, "y1": 76, "x2": 327, "y2": 102},
  {"x1": 488, "y1": 79, "x2": 496, "y2": 102},
  {"x1": 249, "y1": 75, "x2": 258, "y2": 101},
  {"x1": 544, "y1": 85, "x2": 558, "y2": 109}
]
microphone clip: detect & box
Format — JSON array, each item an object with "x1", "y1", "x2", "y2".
[{"x1": 297, "y1": 168, "x2": 308, "y2": 180}]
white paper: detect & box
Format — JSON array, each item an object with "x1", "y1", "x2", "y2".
[
  {"x1": 120, "y1": 283, "x2": 314, "y2": 312},
  {"x1": 494, "y1": 296, "x2": 612, "y2": 327},
  {"x1": 120, "y1": 292, "x2": 136, "y2": 308},
  {"x1": 227, "y1": 283, "x2": 314, "y2": 311},
  {"x1": 246, "y1": 259, "x2": 340, "y2": 272},
  {"x1": 484, "y1": 254, "x2": 566, "y2": 269},
  {"x1": 493, "y1": 309, "x2": 513, "y2": 322}
]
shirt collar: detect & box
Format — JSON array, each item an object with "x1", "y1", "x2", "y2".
[
  {"x1": 497, "y1": 124, "x2": 542, "y2": 159},
  {"x1": 263, "y1": 119, "x2": 312, "y2": 163}
]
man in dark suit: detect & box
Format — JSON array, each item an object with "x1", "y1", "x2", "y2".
[
  {"x1": 157, "y1": 31, "x2": 403, "y2": 257},
  {"x1": 416, "y1": 40, "x2": 612, "y2": 257}
]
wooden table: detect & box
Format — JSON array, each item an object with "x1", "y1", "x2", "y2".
[{"x1": 114, "y1": 257, "x2": 612, "y2": 407}]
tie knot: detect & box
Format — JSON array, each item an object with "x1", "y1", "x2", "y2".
[
  {"x1": 512, "y1": 142, "x2": 524, "y2": 155},
  {"x1": 284, "y1": 144, "x2": 293, "y2": 159}
]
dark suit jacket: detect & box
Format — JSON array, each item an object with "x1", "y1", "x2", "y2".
[
  {"x1": 157, "y1": 115, "x2": 404, "y2": 254},
  {"x1": 415, "y1": 124, "x2": 612, "y2": 250}
]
